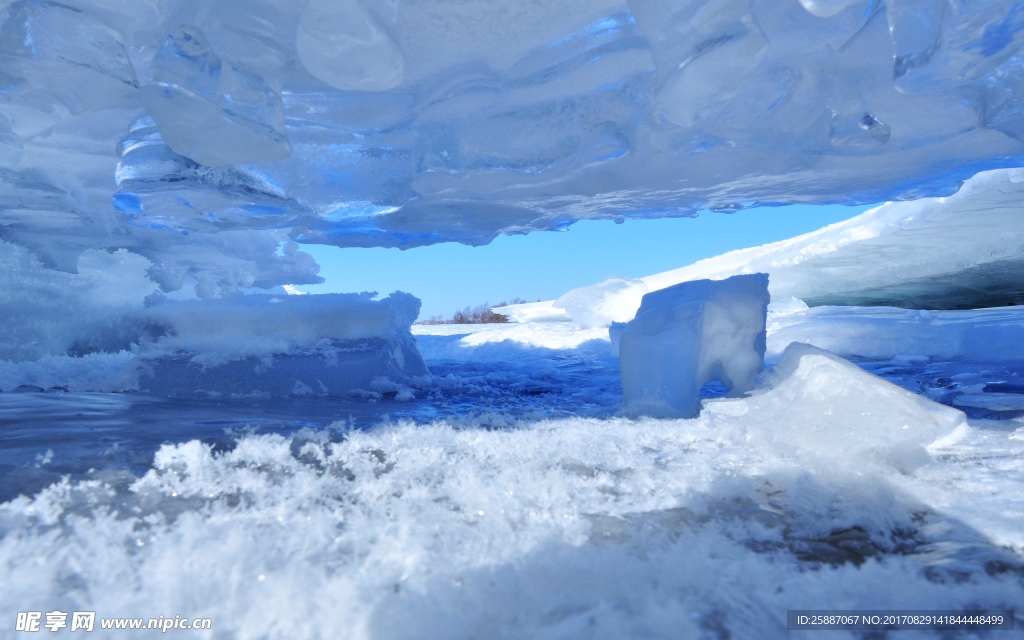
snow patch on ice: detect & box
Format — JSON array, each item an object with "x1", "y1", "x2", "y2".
[
  {"x1": 489, "y1": 301, "x2": 571, "y2": 323},
  {"x1": 414, "y1": 322, "x2": 610, "y2": 352},
  {"x1": 0, "y1": 402, "x2": 1016, "y2": 639},
  {"x1": 733, "y1": 343, "x2": 966, "y2": 472}
]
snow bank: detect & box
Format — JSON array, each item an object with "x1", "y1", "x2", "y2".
[
  {"x1": 489, "y1": 301, "x2": 570, "y2": 323},
  {"x1": 0, "y1": 242, "x2": 158, "y2": 361},
  {"x1": 643, "y1": 169, "x2": 1024, "y2": 309},
  {"x1": 619, "y1": 274, "x2": 769, "y2": 417},
  {"x1": 128, "y1": 292, "x2": 429, "y2": 397},
  {"x1": 553, "y1": 276, "x2": 649, "y2": 329},
  {"x1": 414, "y1": 320, "x2": 613, "y2": 352},
  {"x1": 520, "y1": 168, "x2": 1024, "y2": 325}
]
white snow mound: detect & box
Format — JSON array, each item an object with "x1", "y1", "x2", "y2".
[
  {"x1": 643, "y1": 168, "x2": 1024, "y2": 309},
  {"x1": 554, "y1": 275, "x2": 649, "y2": 329},
  {"x1": 706, "y1": 342, "x2": 967, "y2": 471}
]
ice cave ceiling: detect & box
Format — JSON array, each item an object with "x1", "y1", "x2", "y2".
[{"x1": 3, "y1": 0, "x2": 1024, "y2": 293}]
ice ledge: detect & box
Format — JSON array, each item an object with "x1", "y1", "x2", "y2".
[{"x1": 121, "y1": 291, "x2": 430, "y2": 397}]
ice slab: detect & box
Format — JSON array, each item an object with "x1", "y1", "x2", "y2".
[
  {"x1": 140, "y1": 26, "x2": 291, "y2": 166},
  {"x1": 767, "y1": 304, "x2": 1024, "y2": 361},
  {"x1": 127, "y1": 292, "x2": 429, "y2": 397},
  {"x1": 954, "y1": 393, "x2": 1024, "y2": 412},
  {"x1": 619, "y1": 273, "x2": 769, "y2": 417},
  {"x1": 95, "y1": 2, "x2": 1024, "y2": 252},
  {"x1": 0, "y1": 351, "x2": 134, "y2": 394},
  {"x1": 133, "y1": 337, "x2": 426, "y2": 398},
  {"x1": 0, "y1": 0, "x2": 139, "y2": 114},
  {"x1": 296, "y1": 0, "x2": 406, "y2": 92}
]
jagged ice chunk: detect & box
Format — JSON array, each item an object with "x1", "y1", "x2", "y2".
[
  {"x1": 140, "y1": 26, "x2": 291, "y2": 166},
  {"x1": 705, "y1": 342, "x2": 967, "y2": 471}
]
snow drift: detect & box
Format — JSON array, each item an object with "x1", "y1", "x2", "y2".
[
  {"x1": 553, "y1": 276, "x2": 648, "y2": 329},
  {"x1": 710, "y1": 342, "x2": 967, "y2": 472},
  {"x1": 3, "y1": 335, "x2": 1009, "y2": 640},
  {"x1": 644, "y1": 168, "x2": 1024, "y2": 309}
]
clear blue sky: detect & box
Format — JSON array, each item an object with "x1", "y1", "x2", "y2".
[{"x1": 297, "y1": 204, "x2": 877, "y2": 319}]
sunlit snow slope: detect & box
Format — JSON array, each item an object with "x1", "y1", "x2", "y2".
[
  {"x1": 502, "y1": 167, "x2": 1024, "y2": 326},
  {"x1": 644, "y1": 168, "x2": 1024, "y2": 309}
]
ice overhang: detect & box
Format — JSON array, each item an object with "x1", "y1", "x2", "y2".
[{"x1": 3, "y1": 0, "x2": 1024, "y2": 292}]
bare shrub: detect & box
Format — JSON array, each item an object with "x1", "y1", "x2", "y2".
[{"x1": 418, "y1": 298, "x2": 538, "y2": 324}]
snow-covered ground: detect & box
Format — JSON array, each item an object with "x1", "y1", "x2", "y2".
[{"x1": 2, "y1": 311, "x2": 1023, "y2": 638}]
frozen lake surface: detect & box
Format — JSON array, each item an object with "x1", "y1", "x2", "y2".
[{"x1": 1, "y1": 318, "x2": 1023, "y2": 637}]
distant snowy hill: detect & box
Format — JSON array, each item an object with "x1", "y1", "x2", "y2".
[{"x1": 499, "y1": 168, "x2": 1024, "y2": 325}]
